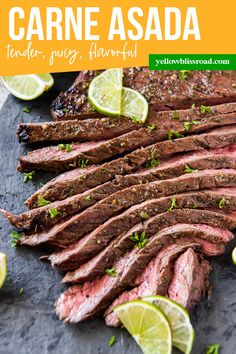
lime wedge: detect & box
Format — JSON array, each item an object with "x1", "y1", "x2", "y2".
[
  {"x1": 1, "y1": 74, "x2": 53, "y2": 100},
  {"x1": 36, "y1": 74, "x2": 54, "y2": 90},
  {"x1": 121, "y1": 87, "x2": 149, "y2": 123},
  {"x1": 144, "y1": 296, "x2": 194, "y2": 354},
  {"x1": 114, "y1": 300, "x2": 172, "y2": 354},
  {"x1": 0, "y1": 252, "x2": 7, "y2": 288},
  {"x1": 232, "y1": 246, "x2": 236, "y2": 265},
  {"x1": 88, "y1": 68, "x2": 123, "y2": 117}
]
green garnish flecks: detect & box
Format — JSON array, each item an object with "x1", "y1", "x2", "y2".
[
  {"x1": 218, "y1": 197, "x2": 226, "y2": 209},
  {"x1": 49, "y1": 208, "x2": 60, "y2": 219},
  {"x1": 206, "y1": 343, "x2": 220, "y2": 354},
  {"x1": 191, "y1": 103, "x2": 196, "y2": 109},
  {"x1": 37, "y1": 196, "x2": 51, "y2": 207},
  {"x1": 168, "y1": 130, "x2": 184, "y2": 140},
  {"x1": 184, "y1": 164, "x2": 198, "y2": 174},
  {"x1": 22, "y1": 107, "x2": 31, "y2": 114},
  {"x1": 171, "y1": 111, "x2": 180, "y2": 120},
  {"x1": 108, "y1": 335, "x2": 117, "y2": 347},
  {"x1": 145, "y1": 150, "x2": 160, "y2": 169},
  {"x1": 58, "y1": 144, "x2": 73, "y2": 153},
  {"x1": 79, "y1": 159, "x2": 89, "y2": 169},
  {"x1": 11, "y1": 231, "x2": 22, "y2": 247},
  {"x1": 105, "y1": 268, "x2": 117, "y2": 277},
  {"x1": 183, "y1": 120, "x2": 201, "y2": 131},
  {"x1": 140, "y1": 211, "x2": 150, "y2": 219},
  {"x1": 146, "y1": 123, "x2": 156, "y2": 131},
  {"x1": 167, "y1": 197, "x2": 177, "y2": 212},
  {"x1": 200, "y1": 105, "x2": 212, "y2": 114},
  {"x1": 130, "y1": 231, "x2": 148, "y2": 249},
  {"x1": 19, "y1": 287, "x2": 24, "y2": 295},
  {"x1": 23, "y1": 171, "x2": 35, "y2": 183},
  {"x1": 179, "y1": 70, "x2": 191, "y2": 80},
  {"x1": 84, "y1": 195, "x2": 92, "y2": 202},
  {"x1": 192, "y1": 204, "x2": 198, "y2": 209}
]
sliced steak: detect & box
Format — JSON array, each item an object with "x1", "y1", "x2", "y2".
[
  {"x1": 51, "y1": 69, "x2": 236, "y2": 120},
  {"x1": 25, "y1": 126, "x2": 236, "y2": 208},
  {"x1": 20, "y1": 170, "x2": 236, "y2": 247},
  {"x1": 168, "y1": 249, "x2": 212, "y2": 310},
  {"x1": 17, "y1": 117, "x2": 141, "y2": 144},
  {"x1": 5, "y1": 145, "x2": 236, "y2": 232},
  {"x1": 55, "y1": 227, "x2": 223, "y2": 324},
  {"x1": 105, "y1": 245, "x2": 211, "y2": 327},
  {"x1": 19, "y1": 102, "x2": 236, "y2": 144},
  {"x1": 18, "y1": 108, "x2": 236, "y2": 172},
  {"x1": 50, "y1": 188, "x2": 236, "y2": 270},
  {"x1": 62, "y1": 222, "x2": 232, "y2": 283}
]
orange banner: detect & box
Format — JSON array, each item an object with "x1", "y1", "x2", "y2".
[{"x1": 0, "y1": 0, "x2": 235, "y2": 75}]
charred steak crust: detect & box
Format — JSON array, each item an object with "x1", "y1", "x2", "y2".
[
  {"x1": 51, "y1": 69, "x2": 236, "y2": 121},
  {"x1": 25, "y1": 126, "x2": 236, "y2": 208}
]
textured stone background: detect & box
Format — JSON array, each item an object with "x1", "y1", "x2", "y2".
[{"x1": 0, "y1": 74, "x2": 235, "y2": 354}]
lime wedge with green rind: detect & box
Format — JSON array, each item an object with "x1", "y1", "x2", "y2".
[
  {"x1": 88, "y1": 68, "x2": 123, "y2": 117},
  {"x1": 144, "y1": 296, "x2": 194, "y2": 354},
  {"x1": 0, "y1": 252, "x2": 7, "y2": 288},
  {"x1": 114, "y1": 300, "x2": 172, "y2": 354},
  {"x1": 121, "y1": 87, "x2": 149, "y2": 123}
]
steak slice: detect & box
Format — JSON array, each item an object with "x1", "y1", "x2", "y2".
[
  {"x1": 168, "y1": 249, "x2": 212, "y2": 310},
  {"x1": 62, "y1": 222, "x2": 232, "y2": 283},
  {"x1": 4, "y1": 145, "x2": 236, "y2": 232},
  {"x1": 105, "y1": 245, "x2": 212, "y2": 327},
  {"x1": 25, "y1": 126, "x2": 236, "y2": 208},
  {"x1": 51, "y1": 69, "x2": 236, "y2": 120},
  {"x1": 19, "y1": 102, "x2": 236, "y2": 144},
  {"x1": 50, "y1": 188, "x2": 236, "y2": 270},
  {"x1": 18, "y1": 108, "x2": 236, "y2": 172},
  {"x1": 55, "y1": 229, "x2": 223, "y2": 324},
  {"x1": 20, "y1": 169, "x2": 236, "y2": 247}
]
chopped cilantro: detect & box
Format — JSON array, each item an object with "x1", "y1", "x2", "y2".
[
  {"x1": 183, "y1": 120, "x2": 201, "y2": 131},
  {"x1": 146, "y1": 123, "x2": 156, "y2": 131},
  {"x1": 167, "y1": 197, "x2": 177, "y2": 212},
  {"x1": 168, "y1": 130, "x2": 184, "y2": 140},
  {"x1": 19, "y1": 288, "x2": 24, "y2": 295},
  {"x1": 84, "y1": 195, "x2": 92, "y2": 202},
  {"x1": 58, "y1": 144, "x2": 73, "y2": 152},
  {"x1": 140, "y1": 211, "x2": 150, "y2": 219},
  {"x1": 191, "y1": 103, "x2": 196, "y2": 109},
  {"x1": 171, "y1": 111, "x2": 180, "y2": 120},
  {"x1": 145, "y1": 150, "x2": 160, "y2": 169},
  {"x1": 11, "y1": 231, "x2": 22, "y2": 247},
  {"x1": 218, "y1": 197, "x2": 226, "y2": 209},
  {"x1": 200, "y1": 105, "x2": 212, "y2": 114},
  {"x1": 105, "y1": 268, "x2": 117, "y2": 277},
  {"x1": 206, "y1": 344, "x2": 220, "y2": 354},
  {"x1": 23, "y1": 171, "x2": 35, "y2": 183},
  {"x1": 179, "y1": 70, "x2": 191, "y2": 80},
  {"x1": 79, "y1": 159, "x2": 89, "y2": 168},
  {"x1": 49, "y1": 208, "x2": 60, "y2": 219},
  {"x1": 108, "y1": 335, "x2": 117, "y2": 347},
  {"x1": 184, "y1": 164, "x2": 198, "y2": 174},
  {"x1": 130, "y1": 231, "x2": 148, "y2": 249},
  {"x1": 37, "y1": 196, "x2": 51, "y2": 207},
  {"x1": 22, "y1": 107, "x2": 31, "y2": 114}
]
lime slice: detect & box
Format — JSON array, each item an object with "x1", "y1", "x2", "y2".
[
  {"x1": 88, "y1": 68, "x2": 123, "y2": 117},
  {"x1": 144, "y1": 296, "x2": 194, "y2": 354},
  {"x1": 36, "y1": 74, "x2": 54, "y2": 90},
  {"x1": 1, "y1": 74, "x2": 51, "y2": 100},
  {"x1": 121, "y1": 87, "x2": 149, "y2": 123},
  {"x1": 0, "y1": 252, "x2": 7, "y2": 288},
  {"x1": 232, "y1": 246, "x2": 236, "y2": 265},
  {"x1": 114, "y1": 300, "x2": 172, "y2": 354}
]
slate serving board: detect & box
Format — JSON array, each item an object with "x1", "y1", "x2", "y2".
[{"x1": 0, "y1": 73, "x2": 236, "y2": 354}]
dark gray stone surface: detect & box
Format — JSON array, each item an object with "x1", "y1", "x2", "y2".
[{"x1": 0, "y1": 73, "x2": 235, "y2": 354}]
